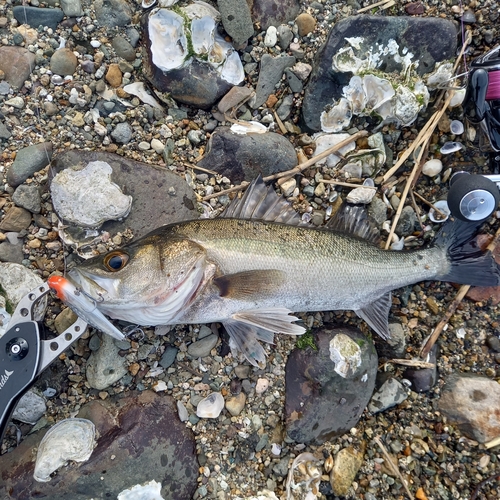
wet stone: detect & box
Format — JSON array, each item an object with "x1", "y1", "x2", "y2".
[
  {"x1": 374, "y1": 322, "x2": 406, "y2": 359},
  {"x1": 94, "y1": 0, "x2": 132, "y2": 28},
  {"x1": 395, "y1": 205, "x2": 417, "y2": 237},
  {"x1": 198, "y1": 127, "x2": 297, "y2": 184},
  {"x1": 160, "y1": 346, "x2": 179, "y2": 369},
  {"x1": 51, "y1": 150, "x2": 198, "y2": 240},
  {"x1": 0, "y1": 392, "x2": 198, "y2": 499},
  {"x1": 188, "y1": 334, "x2": 219, "y2": 358},
  {"x1": 302, "y1": 15, "x2": 457, "y2": 131},
  {"x1": 285, "y1": 327, "x2": 377, "y2": 444},
  {"x1": 218, "y1": 0, "x2": 254, "y2": 47},
  {"x1": 437, "y1": 373, "x2": 500, "y2": 443},
  {"x1": 403, "y1": 344, "x2": 438, "y2": 393},
  {"x1": 12, "y1": 6, "x2": 64, "y2": 31},
  {"x1": 6, "y1": 142, "x2": 53, "y2": 187},
  {"x1": 12, "y1": 390, "x2": 46, "y2": 425},
  {"x1": 12, "y1": 184, "x2": 41, "y2": 214},
  {"x1": 112, "y1": 35, "x2": 136, "y2": 61},
  {"x1": 251, "y1": 0, "x2": 300, "y2": 30}
]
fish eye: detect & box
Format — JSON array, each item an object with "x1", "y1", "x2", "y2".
[{"x1": 103, "y1": 251, "x2": 129, "y2": 272}]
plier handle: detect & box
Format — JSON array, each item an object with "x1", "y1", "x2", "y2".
[{"x1": 0, "y1": 283, "x2": 87, "y2": 442}]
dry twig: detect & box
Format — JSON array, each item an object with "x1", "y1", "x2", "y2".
[{"x1": 373, "y1": 436, "x2": 414, "y2": 499}]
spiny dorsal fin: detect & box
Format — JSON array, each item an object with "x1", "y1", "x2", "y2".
[
  {"x1": 327, "y1": 203, "x2": 380, "y2": 245},
  {"x1": 220, "y1": 175, "x2": 309, "y2": 226}
]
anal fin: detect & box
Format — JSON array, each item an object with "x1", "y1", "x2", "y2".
[
  {"x1": 355, "y1": 292, "x2": 392, "y2": 340},
  {"x1": 223, "y1": 308, "x2": 305, "y2": 367}
]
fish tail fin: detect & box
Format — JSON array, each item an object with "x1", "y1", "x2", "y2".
[{"x1": 434, "y1": 217, "x2": 500, "y2": 286}]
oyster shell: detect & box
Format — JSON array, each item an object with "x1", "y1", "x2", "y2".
[
  {"x1": 426, "y1": 61, "x2": 454, "y2": 89},
  {"x1": 331, "y1": 46, "x2": 365, "y2": 73},
  {"x1": 191, "y1": 16, "x2": 215, "y2": 56},
  {"x1": 320, "y1": 98, "x2": 352, "y2": 133},
  {"x1": 149, "y1": 9, "x2": 188, "y2": 72},
  {"x1": 230, "y1": 120, "x2": 267, "y2": 135},
  {"x1": 285, "y1": 452, "x2": 321, "y2": 500},
  {"x1": 362, "y1": 74, "x2": 395, "y2": 113},
  {"x1": 34, "y1": 418, "x2": 97, "y2": 482},
  {"x1": 196, "y1": 392, "x2": 224, "y2": 418},
  {"x1": 123, "y1": 82, "x2": 163, "y2": 110},
  {"x1": 429, "y1": 200, "x2": 451, "y2": 223},
  {"x1": 346, "y1": 178, "x2": 377, "y2": 204},
  {"x1": 393, "y1": 85, "x2": 422, "y2": 126},
  {"x1": 182, "y1": 1, "x2": 221, "y2": 21},
  {"x1": 118, "y1": 480, "x2": 164, "y2": 500},
  {"x1": 343, "y1": 75, "x2": 366, "y2": 114}
]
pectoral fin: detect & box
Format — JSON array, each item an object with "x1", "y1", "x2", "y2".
[
  {"x1": 223, "y1": 308, "x2": 305, "y2": 367},
  {"x1": 355, "y1": 293, "x2": 392, "y2": 340},
  {"x1": 214, "y1": 270, "x2": 285, "y2": 300}
]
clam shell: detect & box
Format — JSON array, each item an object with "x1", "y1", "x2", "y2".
[
  {"x1": 450, "y1": 120, "x2": 464, "y2": 135},
  {"x1": 196, "y1": 392, "x2": 224, "y2": 418},
  {"x1": 440, "y1": 141, "x2": 464, "y2": 154},
  {"x1": 449, "y1": 88, "x2": 466, "y2": 108},
  {"x1": 422, "y1": 158, "x2": 443, "y2": 177},
  {"x1": 34, "y1": 418, "x2": 97, "y2": 482},
  {"x1": 320, "y1": 98, "x2": 352, "y2": 133},
  {"x1": 230, "y1": 121, "x2": 267, "y2": 135}
]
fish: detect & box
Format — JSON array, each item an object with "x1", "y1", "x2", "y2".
[
  {"x1": 67, "y1": 176, "x2": 500, "y2": 366},
  {"x1": 47, "y1": 275, "x2": 125, "y2": 341}
]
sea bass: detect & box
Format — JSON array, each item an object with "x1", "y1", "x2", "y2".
[{"x1": 67, "y1": 177, "x2": 500, "y2": 366}]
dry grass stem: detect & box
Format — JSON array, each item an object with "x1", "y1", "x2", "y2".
[
  {"x1": 420, "y1": 225, "x2": 500, "y2": 357},
  {"x1": 373, "y1": 435, "x2": 414, "y2": 499},
  {"x1": 185, "y1": 163, "x2": 218, "y2": 175},
  {"x1": 202, "y1": 130, "x2": 368, "y2": 201},
  {"x1": 357, "y1": 0, "x2": 395, "y2": 14},
  {"x1": 412, "y1": 190, "x2": 447, "y2": 218},
  {"x1": 321, "y1": 179, "x2": 377, "y2": 189},
  {"x1": 484, "y1": 435, "x2": 500, "y2": 450}
]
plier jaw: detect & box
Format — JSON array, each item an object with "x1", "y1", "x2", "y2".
[{"x1": 0, "y1": 283, "x2": 87, "y2": 443}]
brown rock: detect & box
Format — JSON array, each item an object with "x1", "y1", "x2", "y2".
[
  {"x1": 0, "y1": 46, "x2": 35, "y2": 89},
  {"x1": 105, "y1": 63, "x2": 122, "y2": 88},
  {"x1": 295, "y1": 13, "x2": 316, "y2": 36},
  {"x1": 405, "y1": 2, "x2": 425, "y2": 15},
  {"x1": 265, "y1": 94, "x2": 278, "y2": 108},
  {"x1": 330, "y1": 445, "x2": 365, "y2": 496},
  {"x1": 0, "y1": 206, "x2": 32, "y2": 231}
]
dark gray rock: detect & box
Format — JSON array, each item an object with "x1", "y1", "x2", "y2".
[
  {"x1": 395, "y1": 205, "x2": 417, "y2": 237},
  {"x1": 0, "y1": 121, "x2": 11, "y2": 140},
  {"x1": 374, "y1": 322, "x2": 406, "y2": 359},
  {"x1": 198, "y1": 127, "x2": 298, "y2": 184},
  {"x1": 12, "y1": 184, "x2": 42, "y2": 214},
  {"x1": 94, "y1": 0, "x2": 132, "y2": 28},
  {"x1": 111, "y1": 122, "x2": 133, "y2": 144},
  {"x1": 285, "y1": 327, "x2": 377, "y2": 444},
  {"x1": 277, "y1": 94, "x2": 294, "y2": 120},
  {"x1": 251, "y1": 0, "x2": 300, "y2": 30},
  {"x1": 403, "y1": 344, "x2": 438, "y2": 393},
  {"x1": 51, "y1": 151, "x2": 198, "y2": 240},
  {"x1": 277, "y1": 25, "x2": 294, "y2": 50},
  {"x1": 160, "y1": 346, "x2": 179, "y2": 369},
  {"x1": 0, "y1": 391, "x2": 198, "y2": 499},
  {"x1": 126, "y1": 27, "x2": 141, "y2": 48},
  {"x1": 438, "y1": 373, "x2": 500, "y2": 443},
  {"x1": 50, "y1": 48, "x2": 78, "y2": 76},
  {"x1": 285, "y1": 68, "x2": 303, "y2": 93},
  {"x1": 6, "y1": 142, "x2": 53, "y2": 187},
  {"x1": 0, "y1": 46, "x2": 36, "y2": 90},
  {"x1": 0, "y1": 241, "x2": 24, "y2": 264},
  {"x1": 12, "y1": 6, "x2": 64, "y2": 30},
  {"x1": 368, "y1": 377, "x2": 408, "y2": 413},
  {"x1": 112, "y1": 35, "x2": 136, "y2": 62},
  {"x1": 218, "y1": 0, "x2": 254, "y2": 47},
  {"x1": 187, "y1": 334, "x2": 219, "y2": 358},
  {"x1": 252, "y1": 54, "x2": 296, "y2": 109},
  {"x1": 60, "y1": 0, "x2": 83, "y2": 17},
  {"x1": 302, "y1": 15, "x2": 457, "y2": 131}
]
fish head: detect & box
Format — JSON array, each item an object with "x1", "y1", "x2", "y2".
[{"x1": 69, "y1": 234, "x2": 207, "y2": 325}]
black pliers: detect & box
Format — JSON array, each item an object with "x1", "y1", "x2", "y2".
[{"x1": 0, "y1": 283, "x2": 87, "y2": 442}]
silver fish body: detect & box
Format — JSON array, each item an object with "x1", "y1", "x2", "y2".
[{"x1": 68, "y1": 177, "x2": 500, "y2": 366}]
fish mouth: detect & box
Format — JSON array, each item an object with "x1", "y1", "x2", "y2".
[{"x1": 68, "y1": 268, "x2": 119, "y2": 303}]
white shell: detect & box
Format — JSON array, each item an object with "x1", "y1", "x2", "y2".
[
  {"x1": 426, "y1": 61, "x2": 454, "y2": 89},
  {"x1": 34, "y1": 418, "x2": 97, "y2": 482},
  {"x1": 450, "y1": 120, "x2": 464, "y2": 135},
  {"x1": 182, "y1": 1, "x2": 221, "y2": 21},
  {"x1": 362, "y1": 74, "x2": 395, "y2": 113},
  {"x1": 196, "y1": 392, "x2": 224, "y2": 418},
  {"x1": 343, "y1": 75, "x2": 366, "y2": 114},
  {"x1": 149, "y1": 9, "x2": 188, "y2": 72},
  {"x1": 118, "y1": 480, "x2": 164, "y2": 500},
  {"x1": 230, "y1": 120, "x2": 267, "y2": 135},
  {"x1": 191, "y1": 16, "x2": 216, "y2": 56},
  {"x1": 285, "y1": 453, "x2": 321, "y2": 500},
  {"x1": 440, "y1": 141, "x2": 464, "y2": 154},
  {"x1": 393, "y1": 86, "x2": 423, "y2": 126},
  {"x1": 218, "y1": 46, "x2": 245, "y2": 85},
  {"x1": 312, "y1": 132, "x2": 356, "y2": 167},
  {"x1": 320, "y1": 98, "x2": 352, "y2": 133},
  {"x1": 429, "y1": 200, "x2": 451, "y2": 223},
  {"x1": 123, "y1": 82, "x2": 163, "y2": 110},
  {"x1": 331, "y1": 47, "x2": 364, "y2": 73},
  {"x1": 448, "y1": 88, "x2": 466, "y2": 108},
  {"x1": 422, "y1": 158, "x2": 443, "y2": 177}
]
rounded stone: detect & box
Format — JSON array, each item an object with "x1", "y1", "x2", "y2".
[
  {"x1": 295, "y1": 13, "x2": 316, "y2": 36},
  {"x1": 105, "y1": 63, "x2": 122, "y2": 87},
  {"x1": 50, "y1": 48, "x2": 78, "y2": 76}
]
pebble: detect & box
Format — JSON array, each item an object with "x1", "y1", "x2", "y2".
[
  {"x1": 12, "y1": 184, "x2": 41, "y2": 214},
  {"x1": 330, "y1": 446, "x2": 364, "y2": 496},
  {"x1": 150, "y1": 138, "x2": 164, "y2": 154},
  {"x1": 255, "y1": 378, "x2": 270, "y2": 394},
  {"x1": 277, "y1": 25, "x2": 293, "y2": 50},
  {"x1": 60, "y1": 0, "x2": 83, "y2": 17},
  {"x1": 225, "y1": 392, "x2": 246, "y2": 416},
  {"x1": 264, "y1": 26, "x2": 278, "y2": 47},
  {"x1": 85, "y1": 334, "x2": 128, "y2": 390},
  {"x1": 12, "y1": 6, "x2": 64, "y2": 31},
  {"x1": 5, "y1": 97, "x2": 24, "y2": 109},
  {"x1": 106, "y1": 63, "x2": 123, "y2": 87},
  {"x1": 111, "y1": 122, "x2": 133, "y2": 144},
  {"x1": 187, "y1": 333, "x2": 218, "y2": 358},
  {"x1": 112, "y1": 35, "x2": 136, "y2": 61},
  {"x1": 7, "y1": 143, "x2": 53, "y2": 188},
  {"x1": 0, "y1": 207, "x2": 32, "y2": 232},
  {"x1": 160, "y1": 346, "x2": 179, "y2": 368},
  {"x1": 295, "y1": 13, "x2": 316, "y2": 36},
  {"x1": 54, "y1": 307, "x2": 78, "y2": 334},
  {"x1": 12, "y1": 390, "x2": 46, "y2": 425},
  {"x1": 218, "y1": 0, "x2": 254, "y2": 46},
  {"x1": 368, "y1": 378, "x2": 408, "y2": 413},
  {"x1": 50, "y1": 48, "x2": 78, "y2": 76}
]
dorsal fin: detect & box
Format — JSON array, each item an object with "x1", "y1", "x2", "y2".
[
  {"x1": 220, "y1": 175, "x2": 309, "y2": 226},
  {"x1": 326, "y1": 203, "x2": 380, "y2": 245}
]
